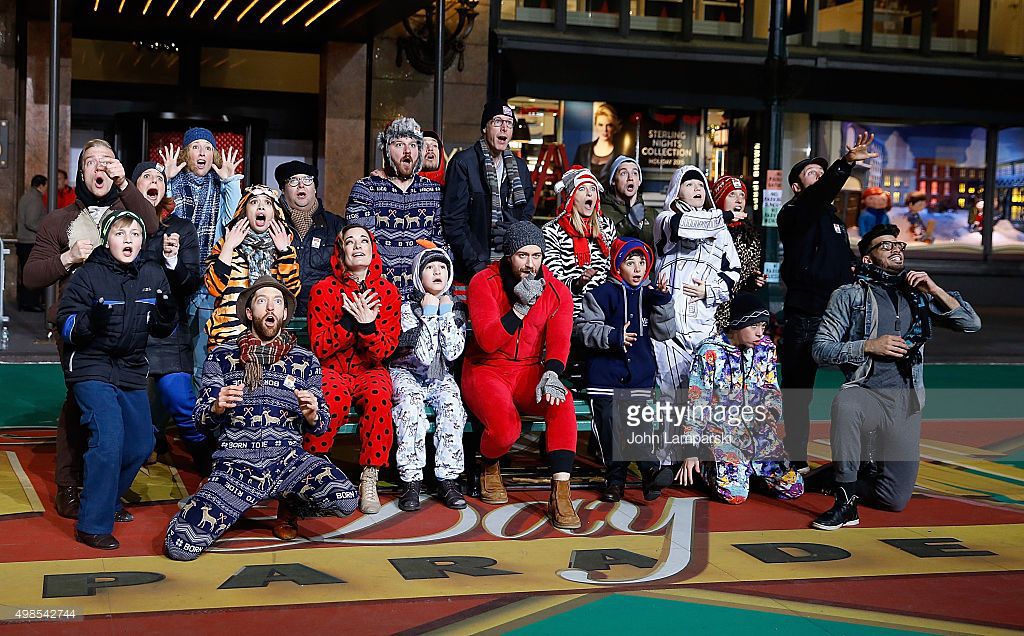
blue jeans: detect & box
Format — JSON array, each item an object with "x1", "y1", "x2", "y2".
[
  {"x1": 189, "y1": 289, "x2": 215, "y2": 388},
  {"x1": 155, "y1": 372, "x2": 204, "y2": 443},
  {"x1": 72, "y1": 381, "x2": 155, "y2": 535}
]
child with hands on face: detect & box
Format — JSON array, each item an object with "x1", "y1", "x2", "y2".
[
  {"x1": 389, "y1": 245, "x2": 469, "y2": 512},
  {"x1": 204, "y1": 185, "x2": 301, "y2": 350}
]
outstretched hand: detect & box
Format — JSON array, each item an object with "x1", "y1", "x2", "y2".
[{"x1": 844, "y1": 131, "x2": 879, "y2": 163}]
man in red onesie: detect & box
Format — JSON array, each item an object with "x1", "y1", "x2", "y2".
[
  {"x1": 303, "y1": 224, "x2": 401, "y2": 515},
  {"x1": 463, "y1": 220, "x2": 581, "y2": 529}
]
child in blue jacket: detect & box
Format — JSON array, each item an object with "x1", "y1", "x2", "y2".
[
  {"x1": 574, "y1": 238, "x2": 676, "y2": 503},
  {"x1": 57, "y1": 210, "x2": 178, "y2": 549}
]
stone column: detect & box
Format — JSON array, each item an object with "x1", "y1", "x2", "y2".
[
  {"x1": 321, "y1": 42, "x2": 368, "y2": 214},
  {"x1": 23, "y1": 20, "x2": 71, "y2": 199}
]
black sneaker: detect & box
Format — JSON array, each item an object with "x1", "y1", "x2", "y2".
[
  {"x1": 436, "y1": 479, "x2": 467, "y2": 510},
  {"x1": 642, "y1": 466, "x2": 674, "y2": 502},
  {"x1": 811, "y1": 485, "x2": 860, "y2": 530},
  {"x1": 398, "y1": 480, "x2": 422, "y2": 512}
]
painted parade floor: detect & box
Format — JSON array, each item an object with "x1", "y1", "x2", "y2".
[{"x1": 0, "y1": 363, "x2": 1022, "y2": 634}]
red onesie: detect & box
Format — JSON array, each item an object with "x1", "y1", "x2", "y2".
[
  {"x1": 304, "y1": 229, "x2": 400, "y2": 467},
  {"x1": 462, "y1": 260, "x2": 578, "y2": 459}
]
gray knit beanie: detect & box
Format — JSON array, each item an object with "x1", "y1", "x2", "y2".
[
  {"x1": 503, "y1": 221, "x2": 545, "y2": 256},
  {"x1": 377, "y1": 116, "x2": 424, "y2": 175}
]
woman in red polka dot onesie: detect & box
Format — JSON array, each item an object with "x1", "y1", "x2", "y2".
[{"x1": 303, "y1": 224, "x2": 400, "y2": 514}]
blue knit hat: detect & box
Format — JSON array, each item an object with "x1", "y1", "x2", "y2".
[{"x1": 183, "y1": 127, "x2": 217, "y2": 149}]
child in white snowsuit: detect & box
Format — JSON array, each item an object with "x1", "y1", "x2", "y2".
[
  {"x1": 390, "y1": 247, "x2": 469, "y2": 511},
  {"x1": 653, "y1": 165, "x2": 742, "y2": 397}
]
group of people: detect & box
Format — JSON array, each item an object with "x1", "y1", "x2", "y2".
[{"x1": 15, "y1": 98, "x2": 980, "y2": 558}]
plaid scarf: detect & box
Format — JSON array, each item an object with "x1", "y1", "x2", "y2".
[
  {"x1": 557, "y1": 213, "x2": 608, "y2": 268},
  {"x1": 238, "y1": 329, "x2": 296, "y2": 390},
  {"x1": 170, "y1": 171, "x2": 221, "y2": 264},
  {"x1": 237, "y1": 230, "x2": 278, "y2": 284},
  {"x1": 479, "y1": 139, "x2": 527, "y2": 257}
]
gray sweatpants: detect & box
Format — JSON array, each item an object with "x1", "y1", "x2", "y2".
[{"x1": 830, "y1": 386, "x2": 922, "y2": 512}]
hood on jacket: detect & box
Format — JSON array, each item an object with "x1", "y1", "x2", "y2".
[
  {"x1": 609, "y1": 237, "x2": 653, "y2": 290},
  {"x1": 664, "y1": 164, "x2": 714, "y2": 212},
  {"x1": 419, "y1": 130, "x2": 447, "y2": 186},
  {"x1": 227, "y1": 184, "x2": 288, "y2": 231},
  {"x1": 331, "y1": 224, "x2": 385, "y2": 287},
  {"x1": 411, "y1": 245, "x2": 454, "y2": 297}
]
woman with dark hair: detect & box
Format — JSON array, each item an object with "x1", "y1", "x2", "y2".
[{"x1": 573, "y1": 103, "x2": 622, "y2": 185}]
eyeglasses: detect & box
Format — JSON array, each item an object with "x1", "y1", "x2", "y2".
[
  {"x1": 286, "y1": 176, "x2": 315, "y2": 187},
  {"x1": 489, "y1": 117, "x2": 514, "y2": 130},
  {"x1": 869, "y1": 240, "x2": 907, "y2": 253}
]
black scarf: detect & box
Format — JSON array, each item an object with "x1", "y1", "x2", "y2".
[{"x1": 75, "y1": 175, "x2": 121, "y2": 209}]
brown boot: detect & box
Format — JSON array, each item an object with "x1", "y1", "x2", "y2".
[
  {"x1": 273, "y1": 499, "x2": 299, "y2": 541},
  {"x1": 548, "y1": 478, "x2": 581, "y2": 529},
  {"x1": 480, "y1": 461, "x2": 508, "y2": 504}
]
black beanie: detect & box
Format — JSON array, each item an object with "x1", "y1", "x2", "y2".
[
  {"x1": 275, "y1": 160, "x2": 319, "y2": 190},
  {"x1": 858, "y1": 223, "x2": 900, "y2": 256},
  {"x1": 131, "y1": 161, "x2": 161, "y2": 184},
  {"x1": 503, "y1": 221, "x2": 544, "y2": 256},
  {"x1": 480, "y1": 100, "x2": 516, "y2": 131},
  {"x1": 728, "y1": 293, "x2": 771, "y2": 330},
  {"x1": 680, "y1": 168, "x2": 704, "y2": 186}
]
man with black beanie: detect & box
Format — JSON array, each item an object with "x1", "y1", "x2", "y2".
[
  {"x1": 810, "y1": 224, "x2": 980, "y2": 529},
  {"x1": 442, "y1": 100, "x2": 535, "y2": 282},
  {"x1": 275, "y1": 160, "x2": 343, "y2": 317},
  {"x1": 777, "y1": 131, "x2": 876, "y2": 472},
  {"x1": 462, "y1": 221, "x2": 581, "y2": 529}
]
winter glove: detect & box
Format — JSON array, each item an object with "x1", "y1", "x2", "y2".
[
  {"x1": 87, "y1": 299, "x2": 112, "y2": 336},
  {"x1": 628, "y1": 202, "x2": 646, "y2": 228},
  {"x1": 535, "y1": 369, "x2": 568, "y2": 404},
  {"x1": 155, "y1": 289, "x2": 178, "y2": 325},
  {"x1": 513, "y1": 276, "x2": 546, "y2": 316}
]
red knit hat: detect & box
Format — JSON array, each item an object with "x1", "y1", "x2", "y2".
[
  {"x1": 711, "y1": 176, "x2": 748, "y2": 211},
  {"x1": 861, "y1": 186, "x2": 893, "y2": 211}
]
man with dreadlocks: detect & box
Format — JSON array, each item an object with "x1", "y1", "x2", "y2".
[
  {"x1": 811, "y1": 224, "x2": 980, "y2": 530},
  {"x1": 346, "y1": 116, "x2": 446, "y2": 299},
  {"x1": 165, "y1": 276, "x2": 357, "y2": 560}
]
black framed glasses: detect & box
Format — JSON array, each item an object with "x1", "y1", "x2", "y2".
[
  {"x1": 286, "y1": 176, "x2": 315, "y2": 187},
  {"x1": 869, "y1": 240, "x2": 907, "y2": 253}
]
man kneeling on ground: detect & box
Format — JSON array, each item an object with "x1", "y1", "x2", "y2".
[{"x1": 165, "y1": 276, "x2": 357, "y2": 560}]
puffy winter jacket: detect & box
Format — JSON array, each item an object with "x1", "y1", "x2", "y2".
[
  {"x1": 57, "y1": 247, "x2": 175, "y2": 390},
  {"x1": 574, "y1": 238, "x2": 676, "y2": 392},
  {"x1": 307, "y1": 227, "x2": 401, "y2": 376},
  {"x1": 464, "y1": 260, "x2": 573, "y2": 373},
  {"x1": 143, "y1": 213, "x2": 202, "y2": 375}
]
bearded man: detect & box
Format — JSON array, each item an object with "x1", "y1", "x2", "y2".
[{"x1": 346, "y1": 117, "x2": 446, "y2": 299}]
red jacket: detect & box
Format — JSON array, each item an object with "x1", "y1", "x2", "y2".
[
  {"x1": 308, "y1": 228, "x2": 401, "y2": 376},
  {"x1": 465, "y1": 260, "x2": 573, "y2": 371}
]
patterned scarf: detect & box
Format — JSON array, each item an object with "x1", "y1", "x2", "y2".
[
  {"x1": 557, "y1": 213, "x2": 608, "y2": 268},
  {"x1": 238, "y1": 330, "x2": 296, "y2": 390},
  {"x1": 287, "y1": 199, "x2": 317, "y2": 241},
  {"x1": 237, "y1": 229, "x2": 278, "y2": 284},
  {"x1": 170, "y1": 171, "x2": 221, "y2": 264},
  {"x1": 479, "y1": 139, "x2": 527, "y2": 257},
  {"x1": 857, "y1": 262, "x2": 931, "y2": 371}
]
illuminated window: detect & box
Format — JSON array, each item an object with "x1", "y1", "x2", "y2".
[
  {"x1": 931, "y1": 182, "x2": 938, "y2": 195},
  {"x1": 884, "y1": 176, "x2": 891, "y2": 187},
  {"x1": 893, "y1": 192, "x2": 901, "y2": 203},
  {"x1": 959, "y1": 183, "x2": 966, "y2": 193},
  {"x1": 958, "y1": 198, "x2": 966, "y2": 207}
]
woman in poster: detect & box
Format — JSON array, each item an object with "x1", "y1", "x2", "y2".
[{"x1": 573, "y1": 103, "x2": 622, "y2": 186}]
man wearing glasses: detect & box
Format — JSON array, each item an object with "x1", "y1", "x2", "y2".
[
  {"x1": 777, "y1": 131, "x2": 878, "y2": 473},
  {"x1": 442, "y1": 100, "x2": 535, "y2": 283},
  {"x1": 275, "y1": 161, "x2": 343, "y2": 317},
  {"x1": 810, "y1": 224, "x2": 980, "y2": 530}
]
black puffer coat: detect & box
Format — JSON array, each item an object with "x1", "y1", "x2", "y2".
[
  {"x1": 143, "y1": 213, "x2": 202, "y2": 375},
  {"x1": 57, "y1": 248, "x2": 176, "y2": 390}
]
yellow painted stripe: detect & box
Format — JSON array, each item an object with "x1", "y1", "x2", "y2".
[
  {"x1": 0, "y1": 450, "x2": 44, "y2": 516},
  {"x1": 429, "y1": 594, "x2": 589, "y2": 636}
]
